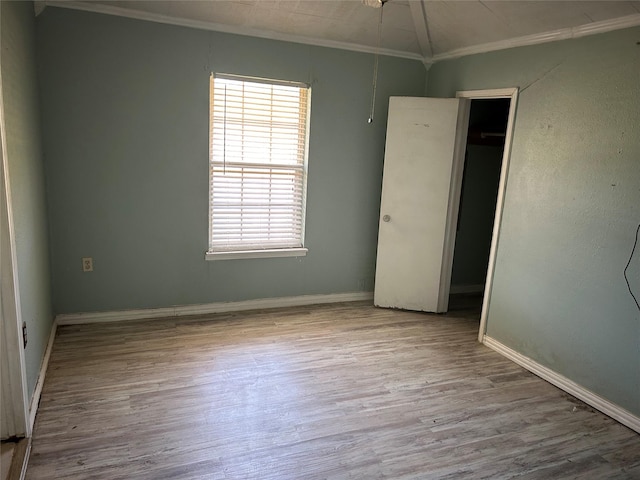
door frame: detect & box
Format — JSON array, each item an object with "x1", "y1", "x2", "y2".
[
  {"x1": 437, "y1": 98, "x2": 471, "y2": 312},
  {"x1": 454, "y1": 88, "x2": 519, "y2": 342},
  {"x1": 0, "y1": 62, "x2": 31, "y2": 439},
  {"x1": 375, "y1": 96, "x2": 471, "y2": 313}
]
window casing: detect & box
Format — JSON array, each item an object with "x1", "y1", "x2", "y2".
[{"x1": 207, "y1": 74, "x2": 311, "y2": 260}]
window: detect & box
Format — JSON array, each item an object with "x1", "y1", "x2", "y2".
[{"x1": 206, "y1": 74, "x2": 311, "y2": 260}]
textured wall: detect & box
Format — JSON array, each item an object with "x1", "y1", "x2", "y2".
[
  {"x1": 1, "y1": 0, "x2": 54, "y2": 399},
  {"x1": 36, "y1": 8, "x2": 426, "y2": 314},
  {"x1": 428, "y1": 27, "x2": 640, "y2": 415}
]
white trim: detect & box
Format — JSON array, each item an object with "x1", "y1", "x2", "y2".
[
  {"x1": 449, "y1": 284, "x2": 484, "y2": 295},
  {"x1": 28, "y1": 320, "x2": 57, "y2": 432},
  {"x1": 437, "y1": 98, "x2": 471, "y2": 313},
  {"x1": 483, "y1": 336, "x2": 640, "y2": 434},
  {"x1": 456, "y1": 88, "x2": 519, "y2": 343},
  {"x1": 43, "y1": 1, "x2": 423, "y2": 61},
  {"x1": 42, "y1": 2, "x2": 640, "y2": 64},
  {"x1": 19, "y1": 440, "x2": 31, "y2": 480},
  {"x1": 456, "y1": 88, "x2": 517, "y2": 100},
  {"x1": 431, "y1": 14, "x2": 640, "y2": 62},
  {"x1": 0, "y1": 51, "x2": 31, "y2": 438},
  {"x1": 205, "y1": 247, "x2": 308, "y2": 261},
  {"x1": 56, "y1": 292, "x2": 374, "y2": 325},
  {"x1": 208, "y1": 76, "x2": 310, "y2": 255}
]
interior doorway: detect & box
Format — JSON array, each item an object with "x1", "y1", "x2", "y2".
[
  {"x1": 373, "y1": 88, "x2": 517, "y2": 328},
  {"x1": 448, "y1": 99, "x2": 510, "y2": 313},
  {"x1": 449, "y1": 89, "x2": 518, "y2": 341}
]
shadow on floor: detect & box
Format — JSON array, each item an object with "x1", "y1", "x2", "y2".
[{"x1": 447, "y1": 292, "x2": 483, "y2": 321}]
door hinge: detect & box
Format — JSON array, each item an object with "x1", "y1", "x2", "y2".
[{"x1": 22, "y1": 321, "x2": 27, "y2": 348}]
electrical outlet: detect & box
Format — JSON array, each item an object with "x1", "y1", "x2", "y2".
[{"x1": 82, "y1": 257, "x2": 93, "y2": 272}]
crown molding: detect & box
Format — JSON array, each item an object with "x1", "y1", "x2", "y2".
[
  {"x1": 43, "y1": 1, "x2": 424, "y2": 61},
  {"x1": 431, "y1": 13, "x2": 640, "y2": 63},
  {"x1": 39, "y1": 3, "x2": 640, "y2": 66}
]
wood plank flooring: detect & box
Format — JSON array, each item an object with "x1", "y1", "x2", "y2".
[
  {"x1": 2, "y1": 438, "x2": 28, "y2": 480},
  {"x1": 27, "y1": 302, "x2": 639, "y2": 479},
  {"x1": 1, "y1": 441, "x2": 14, "y2": 480}
]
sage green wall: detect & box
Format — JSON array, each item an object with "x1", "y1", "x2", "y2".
[
  {"x1": 1, "y1": 0, "x2": 54, "y2": 399},
  {"x1": 428, "y1": 27, "x2": 640, "y2": 415},
  {"x1": 36, "y1": 8, "x2": 426, "y2": 314}
]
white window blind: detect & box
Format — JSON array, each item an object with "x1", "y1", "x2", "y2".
[{"x1": 208, "y1": 74, "x2": 311, "y2": 254}]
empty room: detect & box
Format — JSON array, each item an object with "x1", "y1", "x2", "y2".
[{"x1": 1, "y1": 0, "x2": 639, "y2": 478}]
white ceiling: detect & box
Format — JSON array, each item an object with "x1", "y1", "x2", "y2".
[{"x1": 45, "y1": 1, "x2": 640, "y2": 61}]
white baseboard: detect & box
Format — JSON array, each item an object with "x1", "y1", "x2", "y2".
[
  {"x1": 28, "y1": 320, "x2": 57, "y2": 432},
  {"x1": 18, "y1": 438, "x2": 31, "y2": 480},
  {"x1": 450, "y1": 284, "x2": 485, "y2": 294},
  {"x1": 56, "y1": 292, "x2": 374, "y2": 326},
  {"x1": 483, "y1": 336, "x2": 640, "y2": 434}
]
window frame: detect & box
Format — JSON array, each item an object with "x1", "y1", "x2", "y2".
[{"x1": 205, "y1": 73, "x2": 311, "y2": 261}]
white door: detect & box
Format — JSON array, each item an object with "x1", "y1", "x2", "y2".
[
  {"x1": 1, "y1": 165, "x2": 29, "y2": 439},
  {"x1": 374, "y1": 97, "x2": 470, "y2": 313},
  {"x1": 0, "y1": 83, "x2": 30, "y2": 439}
]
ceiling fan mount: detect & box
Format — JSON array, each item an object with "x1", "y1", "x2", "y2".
[{"x1": 362, "y1": 0, "x2": 388, "y2": 9}]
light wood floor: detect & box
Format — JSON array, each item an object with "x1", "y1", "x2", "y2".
[
  {"x1": 2, "y1": 438, "x2": 28, "y2": 480},
  {"x1": 1, "y1": 441, "x2": 14, "y2": 480},
  {"x1": 27, "y1": 301, "x2": 639, "y2": 479}
]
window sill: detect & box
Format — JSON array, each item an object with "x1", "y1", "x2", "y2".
[{"x1": 205, "y1": 248, "x2": 308, "y2": 261}]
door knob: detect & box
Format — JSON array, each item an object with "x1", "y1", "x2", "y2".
[{"x1": 383, "y1": 215, "x2": 391, "y2": 222}]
